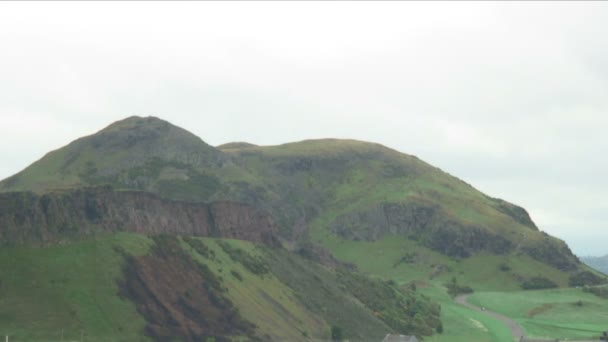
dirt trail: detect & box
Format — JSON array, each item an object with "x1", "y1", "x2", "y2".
[{"x1": 455, "y1": 294, "x2": 526, "y2": 341}]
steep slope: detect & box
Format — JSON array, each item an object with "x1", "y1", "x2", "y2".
[
  {"x1": 0, "y1": 116, "x2": 582, "y2": 282},
  {"x1": 0, "y1": 233, "x2": 441, "y2": 341}
]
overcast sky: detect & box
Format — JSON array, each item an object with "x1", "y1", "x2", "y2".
[{"x1": 1, "y1": 2, "x2": 607, "y2": 255}]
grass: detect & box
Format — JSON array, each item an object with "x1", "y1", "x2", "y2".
[
  {"x1": 0, "y1": 233, "x2": 153, "y2": 342},
  {"x1": 181, "y1": 237, "x2": 328, "y2": 341},
  {"x1": 316, "y1": 232, "x2": 593, "y2": 341},
  {"x1": 317, "y1": 232, "x2": 570, "y2": 291},
  {"x1": 422, "y1": 286, "x2": 513, "y2": 342},
  {"x1": 468, "y1": 288, "x2": 608, "y2": 340}
]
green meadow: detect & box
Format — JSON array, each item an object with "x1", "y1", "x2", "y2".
[{"x1": 469, "y1": 288, "x2": 608, "y2": 340}]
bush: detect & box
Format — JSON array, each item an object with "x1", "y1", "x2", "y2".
[
  {"x1": 521, "y1": 276, "x2": 558, "y2": 290},
  {"x1": 183, "y1": 237, "x2": 215, "y2": 260},
  {"x1": 498, "y1": 263, "x2": 511, "y2": 272},
  {"x1": 231, "y1": 270, "x2": 243, "y2": 282},
  {"x1": 217, "y1": 241, "x2": 269, "y2": 276},
  {"x1": 583, "y1": 285, "x2": 608, "y2": 299},
  {"x1": 445, "y1": 277, "x2": 474, "y2": 297},
  {"x1": 569, "y1": 271, "x2": 607, "y2": 287}
]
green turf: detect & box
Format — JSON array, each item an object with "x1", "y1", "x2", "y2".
[
  {"x1": 181, "y1": 237, "x2": 328, "y2": 341},
  {"x1": 0, "y1": 233, "x2": 153, "y2": 342},
  {"x1": 469, "y1": 288, "x2": 608, "y2": 340}
]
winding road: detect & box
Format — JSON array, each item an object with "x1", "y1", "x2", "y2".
[{"x1": 455, "y1": 294, "x2": 525, "y2": 341}]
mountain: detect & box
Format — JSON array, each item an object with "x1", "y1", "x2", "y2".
[
  {"x1": 0, "y1": 116, "x2": 581, "y2": 273},
  {"x1": 582, "y1": 254, "x2": 608, "y2": 274},
  {"x1": 0, "y1": 116, "x2": 601, "y2": 341}
]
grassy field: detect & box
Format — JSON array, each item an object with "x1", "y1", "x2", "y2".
[
  {"x1": 0, "y1": 233, "x2": 153, "y2": 342},
  {"x1": 422, "y1": 286, "x2": 513, "y2": 342},
  {"x1": 315, "y1": 232, "x2": 570, "y2": 291},
  {"x1": 313, "y1": 231, "x2": 607, "y2": 341},
  {"x1": 469, "y1": 288, "x2": 608, "y2": 340}
]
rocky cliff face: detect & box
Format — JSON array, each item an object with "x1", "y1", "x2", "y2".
[
  {"x1": 331, "y1": 201, "x2": 512, "y2": 257},
  {"x1": 0, "y1": 186, "x2": 279, "y2": 246},
  {"x1": 331, "y1": 201, "x2": 578, "y2": 270}
]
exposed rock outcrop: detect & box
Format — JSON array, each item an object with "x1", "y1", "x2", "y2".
[
  {"x1": 331, "y1": 201, "x2": 512, "y2": 258},
  {"x1": 0, "y1": 186, "x2": 279, "y2": 246}
]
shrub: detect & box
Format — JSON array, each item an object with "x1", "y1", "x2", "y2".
[
  {"x1": 217, "y1": 241, "x2": 269, "y2": 276},
  {"x1": 231, "y1": 270, "x2": 243, "y2": 282},
  {"x1": 521, "y1": 276, "x2": 558, "y2": 290},
  {"x1": 445, "y1": 277, "x2": 474, "y2": 297},
  {"x1": 498, "y1": 263, "x2": 511, "y2": 272},
  {"x1": 583, "y1": 286, "x2": 608, "y2": 299},
  {"x1": 569, "y1": 271, "x2": 607, "y2": 287},
  {"x1": 183, "y1": 237, "x2": 215, "y2": 260}
]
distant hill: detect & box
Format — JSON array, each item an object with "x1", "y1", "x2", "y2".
[{"x1": 581, "y1": 254, "x2": 608, "y2": 274}]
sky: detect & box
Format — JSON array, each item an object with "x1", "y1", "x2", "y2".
[{"x1": 1, "y1": 2, "x2": 607, "y2": 255}]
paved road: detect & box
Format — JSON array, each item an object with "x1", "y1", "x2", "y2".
[{"x1": 455, "y1": 294, "x2": 526, "y2": 341}]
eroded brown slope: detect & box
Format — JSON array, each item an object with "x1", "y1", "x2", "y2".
[{"x1": 119, "y1": 236, "x2": 255, "y2": 342}]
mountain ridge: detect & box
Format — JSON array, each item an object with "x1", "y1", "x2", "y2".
[{"x1": 0, "y1": 116, "x2": 583, "y2": 278}]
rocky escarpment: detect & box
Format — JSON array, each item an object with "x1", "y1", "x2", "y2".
[
  {"x1": 0, "y1": 186, "x2": 279, "y2": 246},
  {"x1": 331, "y1": 201, "x2": 579, "y2": 270},
  {"x1": 331, "y1": 201, "x2": 513, "y2": 257}
]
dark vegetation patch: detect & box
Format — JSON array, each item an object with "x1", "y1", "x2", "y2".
[
  {"x1": 521, "y1": 276, "x2": 558, "y2": 290},
  {"x1": 583, "y1": 286, "x2": 608, "y2": 299},
  {"x1": 216, "y1": 240, "x2": 269, "y2": 276},
  {"x1": 498, "y1": 262, "x2": 511, "y2": 272},
  {"x1": 79, "y1": 157, "x2": 222, "y2": 202},
  {"x1": 183, "y1": 236, "x2": 216, "y2": 260},
  {"x1": 337, "y1": 270, "x2": 442, "y2": 337},
  {"x1": 393, "y1": 252, "x2": 417, "y2": 268},
  {"x1": 119, "y1": 235, "x2": 255, "y2": 342},
  {"x1": 445, "y1": 277, "x2": 474, "y2": 297},
  {"x1": 230, "y1": 270, "x2": 243, "y2": 281},
  {"x1": 568, "y1": 271, "x2": 607, "y2": 287}
]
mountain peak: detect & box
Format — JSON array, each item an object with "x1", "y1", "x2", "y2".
[
  {"x1": 100, "y1": 115, "x2": 169, "y2": 133},
  {"x1": 0, "y1": 116, "x2": 224, "y2": 193}
]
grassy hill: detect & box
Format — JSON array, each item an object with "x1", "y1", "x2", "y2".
[
  {"x1": 0, "y1": 116, "x2": 599, "y2": 341},
  {"x1": 0, "y1": 116, "x2": 581, "y2": 276},
  {"x1": 0, "y1": 233, "x2": 441, "y2": 341}
]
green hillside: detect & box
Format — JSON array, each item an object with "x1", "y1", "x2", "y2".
[
  {"x1": 0, "y1": 233, "x2": 441, "y2": 341},
  {"x1": 0, "y1": 116, "x2": 581, "y2": 278},
  {"x1": 0, "y1": 116, "x2": 598, "y2": 341}
]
